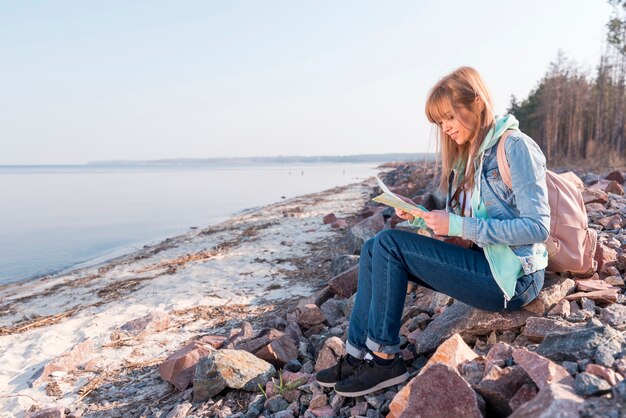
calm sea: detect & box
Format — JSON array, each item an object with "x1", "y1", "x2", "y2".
[{"x1": 0, "y1": 163, "x2": 381, "y2": 285}]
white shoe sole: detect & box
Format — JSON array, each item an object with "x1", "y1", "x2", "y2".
[
  {"x1": 334, "y1": 371, "x2": 410, "y2": 397},
  {"x1": 316, "y1": 380, "x2": 336, "y2": 388}
]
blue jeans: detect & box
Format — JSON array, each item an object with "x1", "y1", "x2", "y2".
[{"x1": 346, "y1": 229, "x2": 544, "y2": 358}]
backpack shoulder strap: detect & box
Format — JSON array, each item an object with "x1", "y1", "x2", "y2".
[{"x1": 496, "y1": 130, "x2": 514, "y2": 189}]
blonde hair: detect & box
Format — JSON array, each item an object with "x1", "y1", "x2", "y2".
[{"x1": 425, "y1": 67, "x2": 496, "y2": 203}]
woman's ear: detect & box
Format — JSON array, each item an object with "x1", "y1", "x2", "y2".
[{"x1": 474, "y1": 96, "x2": 485, "y2": 112}]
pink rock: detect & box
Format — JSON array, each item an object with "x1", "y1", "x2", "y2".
[
  {"x1": 606, "y1": 180, "x2": 624, "y2": 195},
  {"x1": 349, "y1": 401, "x2": 368, "y2": 416},
  {"x1": 420, "y1": 333, "x2": 478, "y2": 375},
  {"x1": 389, "y1": 364, "x2": 483, "y2": 418},
  {"x1": 159, "y1": 340, "x2": 214, "y2": 390},
  {"x1": 582, "y1": 188, "x2": 609, "y2": 205},
  {"x1": 522, "y1": 277, "x2": 576, "y2": 316},
  {"x1": 314, "y1": 337, "x2": 346, "y2": 372},
  {"x1": 328, "y1": 265, "x2": 359, "y2": 298},
  {"x1": 605, "y1": 170, "x2": 625, "y2": 184},
  {"x1": 585, "y1": 202, "x2": 606, "y2": 212},
  {"x1": 597, "y1": 214, "x2": 624, "y2": 230},
  {"x1": 29, "y1": 339, "x2": 93, "y2": 387},
  {"x1": 308, "y1": 405, "x2": 335, "y2": 417},
  {"x1": 255, "y1": 335, "x2": 298, "y2": 368},
  {"x1": 309, "y1": 393, "x2": 328, "y2": 409},
  {"x1": 25, "y1": 407, "x2": 65, "y2": 418},
  {"x1": 585, "y1": 363, "x2": 621, "y2": 386},
  {"x1": 521, "y1": 317, "x2": 582, "y2": 343},
  {"x1": 508, "y1": 383, "x2": 583, "y2": 418},
  {"x1": 120, "y1": 311, "x2": 170, "y2": 337},
  {"x1": 165, "y1": 402, "x2": 192, "y2": 418},
  {"x1": 508, "y1": 383, "x2": 538, "y2": 412},
  {"x1": 594, "y1": 242, "x2": 618, "y2": 272},
  {"x1": 485, "y1": 342, "x2": 514, "y2": 369},
  {"x1": 323, "y1": 213, "x2": 337, "y2": 224},
  {"x1": 297, "y1": 304, "x2": 326, "y2": 328},
  {"x1": 200, "y1": 335, "x2": 226, "y2": 349},
  {"x1": 512, "y1": 348, "x2": 574, "y2": 389},
  {"x1": 330, "y1": 219, "x2": 348, "y2": 229},
  {"x1": 475, "y1": 365, "x2": 533, "y2": 417},
  {"x1": 546, "y1": 299, "x2": 571, "y2": 318}
]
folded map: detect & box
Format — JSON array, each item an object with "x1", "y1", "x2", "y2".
[{"x1": 372, "y1": 177, "x2": 428, "y2": 216}]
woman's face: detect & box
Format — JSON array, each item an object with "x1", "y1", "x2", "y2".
[{"x1": 437, "y1": 107, "x2": 475, "y2": 146}]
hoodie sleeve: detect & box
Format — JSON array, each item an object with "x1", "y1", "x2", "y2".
[{"x1": 458, "y1": 134, "x2": 551, "y2": 246}]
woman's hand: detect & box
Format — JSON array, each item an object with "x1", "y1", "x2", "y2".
[
  {"x1": 394, "y1": 195, "x2": 418, "y2": 221},
  {"x1": 410, "y1": 209, "x2": 450, "y2": 236}
]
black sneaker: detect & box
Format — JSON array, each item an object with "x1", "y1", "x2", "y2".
[
  {"x1": 334, "y1": 356, "x2": 409, "y2": 397},
  {"x1": 315, "y1": 354, "x2": 364, "y2": 388}
]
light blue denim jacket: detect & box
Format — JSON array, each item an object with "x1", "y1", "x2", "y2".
[{"x1": 411, "y1": 115, "x2": 550, "y2": 303}]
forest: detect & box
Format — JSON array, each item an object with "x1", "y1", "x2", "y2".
[{"x1": 508, "y1": 0, "x2": 626, "y2": 166}]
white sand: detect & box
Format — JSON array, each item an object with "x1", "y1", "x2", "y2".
[{"x1": 0, "y1": 178, "x2": 375, "y2": 417}]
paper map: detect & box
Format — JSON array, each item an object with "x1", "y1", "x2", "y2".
[{"x1": 372, "y1": 177, "x2": 428, "y2": 216}]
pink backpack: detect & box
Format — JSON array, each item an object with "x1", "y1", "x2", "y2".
[{"x1": 496, "y1": 132, "x2": 598, "y2": 274}]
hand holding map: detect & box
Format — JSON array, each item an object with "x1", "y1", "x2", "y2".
[{"x1": 372, "y1": 177, "x2": 429, "y2": 217}]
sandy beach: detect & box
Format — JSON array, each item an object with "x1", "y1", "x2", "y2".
[{"x1": 0, "y1": 176, "x2": 377, "y2": 417}]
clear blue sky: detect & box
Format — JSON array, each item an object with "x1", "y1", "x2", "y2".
[{"x1": 0, "y1": 0, "x2": 614, "y2": 164}]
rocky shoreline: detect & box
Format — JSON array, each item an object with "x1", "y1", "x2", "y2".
[{"x1": 2, "y1": 162, "x2": 626, "y2": 418}]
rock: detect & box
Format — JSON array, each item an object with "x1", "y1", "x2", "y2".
[
  {"x1": 346, "y1": 213, "x2": 385, "y2": 254},
  {"x1": 599, "y1": 303, "x2": 626, "y2": 327},
  {"x1": 512, "y1": 348, "x2": 575, "y2": 389},
  {"x1": 586, "y1": 202, "x2": 607, "y2": 212},
  {"x1": 25, "y1": 407, "x2": 65, "y2": 418},
  {"x1": 200, "y1": 335, "x2": 226, "y2": 349},
  {"x1": 606, "y1": 180, "x2": 625, "y2": 195},
  {"x1": 522, "y1": 276, "x2": 576, "y2": 316},
  {"x1": 428, "y1": 292, "x2": 454, "y2": 314},
  {"x1": 323, "y1": 213, "x2": 337, "y2": 224},
  {"x1": 265, "y1": 395, "x2": 290, "y2": 413},
  {"x1": 350, "y1": 401, "x2": 368, "y2": 416},
  {"x1": 29, "y1": 339, "x2": 93, "y2": 387},
  {"x1": 575, "y1": 278, "x2": 618, "y2": 292},
  {"x1": 508, "y1": 383, "x2": 583, "y2": 418},
  {"x1": 567, "y1": 300, "x2": 585, "y2": 322},
  {"x1": 474, "y1": 365, "x2": 533, "y2": 417},
  {"x1": 583, "y1": 188, "x2": 609, "y2": 205},
  {"x1": 165, "y1": 402, "x2": 192, "y2": 418},
  {"x1": 314, "y1": 337, "x2": 345, "y2": 372},
  {"x1": 297, "y1": 304, "x2": 326, "y2": 328},
  {"x1": 564, "y1": 289, "x2": 618, "y2": 305},
  {"x1": 606, "y1": 170, "x2": 625, "y2": 184},
  {"x1": 331, "y1": 219, "x2": 349, "y2": 229},
  {"x1": 236, "y1": 328, "x2": 284, "y2": 353},
  {"x1": 319, "y1": 299, "x2": 345, "y2": 327},
  {"x1": 508, "y1": 383, "x2": 538, "y2": 412},
  {"x1": 459, "y1": 357, "x2": 487, "y2": 386},
  {"x1": 484, "y1": 342, "x2": 514, "y2": 369},
  {"x1": 224, "y1": 321, "x2": 255, "y2": 348},
  {"x1": 193, "y1": 349, "x2": 275, "y2": 401},
  {"x1": 536, "y1": 325, "x2": 625, "y2": 362},
  {"x1": 594, "y1": 242, "x2": 618, "y2": 273},
  {"x1": 255, "y1": 335, "x2": 299, "y2": 369},
  {"x1": 120, "y1": 311, "x2": 170, "y2": 337},
  {"x1": 586, "y1": 363, "x2": 622, "y2": 386},
  {"x1": 388, "y1": 364, "x2": 483, "y2": 418},
  {"x1": 595, "y1": 344, "x2": 617, "y2": 368},
  {"x1": 546, "y1": 299, "x2": 570, "y2": 318},
  {"x1": 330, "y1": 254, "x2": 360, "y2": 276},
  {"x1": 309, "y1": 393, "x2": 328, "y2": 410},
  {"x1": 521, "y1": 317, "x2": 583, "y2": 343},
  {"x1": 409, "y1": 301, "x2": 535, "y2": 355},
  {"x1": 574, "y1": 372, "x2": 611, "y2": 396},
  {"x1": 328, "y1": 265, "x2": 359, "y2": 298},
  {"x1": 605, "y1": 275, "x2": 625, "y2": 287},
  {"x1": 615, "y1": 358, "x2": 626, "y2": 377},
  {"x1": 420, "y1": 333, "x2": 478, "y2": 374},
  {"x1": 598, "y1": 214, "x2": 624, "y2": 230},
  {"x1": 284, "y1": 359, "x2": 302, "y2": 372},
  {"x1": 330, "y1": 393, "x2": 345, "y2": 413},
  {"x1": 159, "y1": 340, "x2": 214, "y2": 390},
  {"x1": 307, "y1": 405, "x2": 335, "y2": 417}
]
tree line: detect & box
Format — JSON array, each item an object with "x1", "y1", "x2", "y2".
[{"x1": 508, "y1": 0, "x2": 626, "y2": 166}]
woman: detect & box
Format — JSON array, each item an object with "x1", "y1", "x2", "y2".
[{"x1": 315, "y1": 66, "x2": 550, "y2": 398}]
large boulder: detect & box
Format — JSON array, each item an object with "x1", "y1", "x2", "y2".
[
  {"x1": 408, "y1": 302, "x2": 535, "y2": 355},
  {"x1": 159, "y1": 340, "x2": 214, "y2": 390},
  {"x1": 193, "y1": 349, "x2": 275, "y2": 401},
  {"x1": 508, "y1": 383, "x2": 583, "y2": 418},
  {"x1": 536, "y1": 325, "x2": 625, "y2": 363},
  {"x1": 388, "y1": 364, "x2": 483, "y2": 418}
]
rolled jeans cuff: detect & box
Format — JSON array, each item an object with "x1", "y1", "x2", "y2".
[
  {"x1": 366, "y1": 336, "x2": 400, "y2": 355},
  {"x1": 345, "y1": 340, "x2": 367, "y2": 359}
]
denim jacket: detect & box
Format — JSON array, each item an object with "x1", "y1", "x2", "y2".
[{"x1": 411, "y1": 115, "x2": 550, "y2": 303}]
